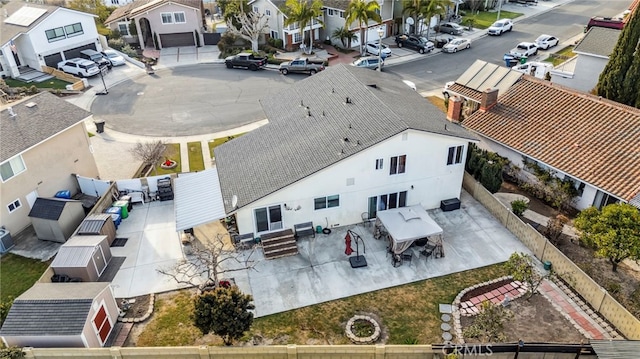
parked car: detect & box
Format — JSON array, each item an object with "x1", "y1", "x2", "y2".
[
  {"x1": 437, "y1": 22, "x2": 464, "y2": 35},
  {"x1": 487, "y1": 19, "x2": 513, "y2": 36},
  {"x1": 394, "y1": 34, "x2": 434, "y2": 54},
  {"x1": 365, "y1": 42, "x2": 392, "y2": 57},
  {"x1": 79, "y1": 49, "x2": 111, "y2": 69},
  {"x1": 279, "y1": 58, "x2": 325, "y2": 75},
  {"x1": 442, "y1": 38, "x2": 471, "y2": 53},
  {"x1": 101, "y1": 49, "x2": 126, "y2": 66},
  {"x1": 57, "y1": 58, "x2": 100, "y2": 77},
  {"x1": 431, "y1": 35, "x2": 454, "y2": 48},
  {"x1": 225, "y1": 53, "x2": 268, "y2": 71},
  {"x1": 351, "y1": 56, "x2": 384, "y2": 70},
  {"x1": 534, "y1": 34, "x2": 559, "y2": 50},
  {"x1": 509, "y1": 42, "x2": 538, "y2": 58}
]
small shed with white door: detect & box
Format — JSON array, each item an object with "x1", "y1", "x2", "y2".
[
  {"x1": 28, "y1": 198, "x2": 85, "y2": 243},
  {"x1": 51, "y1": 235, "x2": 112, "y2": 282}
]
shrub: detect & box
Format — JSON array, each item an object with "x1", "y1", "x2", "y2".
[
  {"x1": 605, "y1": 281, "x2": 621, "y2": 295},
  {"x1": 120, "y1": 44, "x2": 137, "y2": 58},
  {"x1": 511, "y1": 199, "x2": 528, "y2": 217},
  {"x1": 108, "y1": 37, "x2": 125, "y2": 51},
  {"x1": 110, "y1": 29, "x2": 122, "y2": 40}
]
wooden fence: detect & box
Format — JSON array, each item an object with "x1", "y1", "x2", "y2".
[
  {"x1": 463, "y1": 172, "x2": 640, "y2": 339},
  {"x1": 41, "y1": 65, "x2": 85, "y2": 90}
]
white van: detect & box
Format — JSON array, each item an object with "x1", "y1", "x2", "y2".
[{"x1": 511, "y1": 61, "x2": 553, "y2": 79}]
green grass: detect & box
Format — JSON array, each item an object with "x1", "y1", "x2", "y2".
[
  {"x1": 187, "y1": 142, "x2": 205, "y2": 172},
  {"x1": 462, "y1": 10, "x2": 524, "y2": 29},
  {"x1": 1, "y1": 254, "x2": 50, "y2": 302},
  {"x1": 207, "y1": 133, "x2": 246, "y2": 159},
  {"x1": 155, "y1": 143, "x2": 182, "y2": 175},
  {"x1": 137, "y1": 263, "x2": 508, "y2": 345},
  {"x1": 4, "y1": 78, "x2": 71, "y2": 90},
  {"x1": 543, "y1": 45, "x2": 577, "y2": 66}
]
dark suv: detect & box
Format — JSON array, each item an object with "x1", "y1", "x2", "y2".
[{"x1": 79, "y1": 49, "x2": 111, "y2": 69}]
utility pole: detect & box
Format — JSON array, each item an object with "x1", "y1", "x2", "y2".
[{"x1": 497, "y1": 0, "x2": 503, "y2": 20}]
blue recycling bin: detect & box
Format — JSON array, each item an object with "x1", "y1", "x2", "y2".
[
  {"x1": 503, "y1": 54, "x2": 518, "y2": 68},
  {"x1": 55, "y1": 190, "x2": 71, "y2": 199}
]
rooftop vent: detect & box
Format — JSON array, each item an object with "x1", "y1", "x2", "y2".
[
  {"x1": 25, "y1": 102, "x2": 37, "y2": 108},
  {"x1": 345, "y1": 97, "x2": 352, "y2": 104},
  {"x1": 367, "y1": 84, "x2": 378, "y2": 89},
  {"x1": 300, "y1": 100, "x2": 304, "y2": 107},
  {"x1": 343, "y1": 137, "x2": 349, "y2": 142},
  {"x1": 7, "y1": 107, "x2": 16, "y2": 118}
]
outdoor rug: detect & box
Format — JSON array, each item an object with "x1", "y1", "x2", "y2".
[{"x1": 111, "y1": 237, "x2": 129, "y2": 247}]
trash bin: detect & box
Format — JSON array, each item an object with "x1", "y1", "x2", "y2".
[
  {"x1": 316, "y1": 225, "x2": 323, "y2": 234},
  {"x1": 520, "y1": 56, "x2": 528, "y2": 64},
  {"x1": 543, "y1": 261, "x2": 552, "y2": 271},
  {"x1": 94, "y1": 120, "x2": 105, "y2": 133}
]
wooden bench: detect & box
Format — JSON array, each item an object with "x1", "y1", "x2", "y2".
[
  {"x1": 233, "y1": 233, "x2": 255, "y2": 250},
  {"x1": 294, "y1": 221, "x2": 315, "y2": 239}
]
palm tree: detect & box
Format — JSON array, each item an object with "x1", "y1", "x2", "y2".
[
  {"x1": 283, "y1": 0, "x2": 324, "y2": 54},
  {"x1": 331, "y1": 26, "x2": 358, "y2": 49},
  {"x1": 345, "y1": 0, "x2": 382, "y2": 56},
  {"x1": 403, "y1": 0, "x2": 451, "y2": 37}
]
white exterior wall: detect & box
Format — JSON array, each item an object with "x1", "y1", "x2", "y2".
[
  {"x1": 29, "y1": 9, "x2": 100, "y2": 60},
  {"x1": 552, "y1": 54, "x2": 607, "y2": 93},
  {"x1": 235, "y1": 130, "x2": 468, "y2": 235}
]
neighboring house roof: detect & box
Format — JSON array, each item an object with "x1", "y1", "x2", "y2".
[
  {"x1": 323, "y1": 0, "x2": 348, "y2": 10},
  {"x1": 215, "y1": 64, "x2": 475, "y2": 212},
  {"x1": 463, "y1": 76, "x2": 640, "y2": 202},
  {"x1": 448, "y1": 60, "x2": 523, "y2": 103},
  {"x1": 1, "y1": 92, "x2": 91, "y2": 162},
  {"x1": 105, "y1": 0, "x2": 202, "y2": 24},
  {"x1": 28, "y1": 198, "x2": 80, "y2": 220},
  {"x1": 573, "y1": 27, "x2": 621, "y2": 58},
  {"x1": 0, "y1": 282, "x2": 109, "y2": 336}
]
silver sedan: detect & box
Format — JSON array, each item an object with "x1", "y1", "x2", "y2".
[{"x1": 442, "y1": 38, "x2": 471, "y2": 53}]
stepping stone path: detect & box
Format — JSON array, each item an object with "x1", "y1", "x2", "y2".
[{"x1": 459, "y1": 280, "x2": 528, "y2": 316}]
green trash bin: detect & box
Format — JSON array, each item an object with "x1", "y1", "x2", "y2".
[
  {"x1": 543, "y1": 261, "x2": 552, "y2": 271},
  {"x1": 316, "y1": 225, "x2": 323, "y2": 234},
  {"x1": 112, "y1": 200, "x2": 129, "y2": 219},
  {"x1": 520, "y1": 56, "x2": 527, "y2": 64}
]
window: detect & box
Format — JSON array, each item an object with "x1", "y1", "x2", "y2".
[
  {"x1": 375, "y1": 158, "x2": 383, "y2": 170},
  {"x1": 118, "y1": 23, "x2": 130, "y2": 36},
  {"x1": 7, "y1": 199, "x2": 21, "y2": 213},
  {"x1": 327, "y1": 9, "x2": 334, "y2": 16},
  {"x1": 253, "y1": 6, "x2": 259, "y2": 12},
  {"x1": 389, "y1": 155, "x2": 406, "y2": 175},
  {"x1": 64, "y1": 23, "x2": 83, "y2": 37},
  {"x1": 270, "y1": 30, "x2": 279, "y2": 39},
  {"x1": 254, "y1": 205, "x2": 282, "y2": 232},
  {"x1": 266, "y1": 9, "x2": 271, "y2": 16},
  {"x1": 161, "y1": 12, "x2": 173, "y2": 24},
  {"x1": 339, "y1": 11, "x2": 345, "y2": 18},
  {"x1": 0, "y1": 156, "x2": 26, "y2": 182},
  {"x1": 447, "y1": 145, "x2": 464, "y2": 165},
  {"x1": 45, "y1": 27, "x2": 66, "y2": 42},
  {"x1": 294, "y1": 32, "x2": 302, "y2": 43},
  {"x1": 173, "y1": 12, "x2": 186, "y2": 23},
  {"x1": 314, "y1": 195, "x2": 340, "y2": 210},
  {"x1": 368, "y1": 191, "x2": 407, "y2": 218}
]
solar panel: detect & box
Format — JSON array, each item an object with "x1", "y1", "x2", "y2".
[{"x1": 4, "y1": 7, "x2": 48, "y2": 27}]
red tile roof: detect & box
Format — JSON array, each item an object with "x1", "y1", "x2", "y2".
[{"x1": 462, "y1": 76, "x2": 640, "y2": 202}]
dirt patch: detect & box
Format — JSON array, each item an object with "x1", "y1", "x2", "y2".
[
  {"x1": 118, "y1": 294, "x2": 151, "y2": 319},
  {"x1": 461, "y1": 294, "x2": 585, "y2": 343},
  {"x1": 499, "y1": 181, "x2": 559, "y2": 218}
]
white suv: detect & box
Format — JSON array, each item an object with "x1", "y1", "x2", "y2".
[
  {"x1": 487, "y1": 19, "x2": 513, "y2": 36},
  {"x1": 57, "y1": 58, "x2": 100, "y2": 77}
]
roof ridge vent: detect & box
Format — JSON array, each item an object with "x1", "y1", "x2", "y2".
[{"x1": 7, "y1": 107, "x2": 16, "y2": 118}]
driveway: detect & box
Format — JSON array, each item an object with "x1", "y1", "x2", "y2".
[{"x1": 90, "y1": 66, "x2": 301, "y2": 136}]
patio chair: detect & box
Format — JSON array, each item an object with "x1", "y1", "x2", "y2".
[
  {"x1": 392, "y1": 253, "x2": 402, "y2": 268},
  {"x1": 361, "y1": 212, "x2": 371, "y2": 227},
  {"x1": 420, "y1": 244, "x2": 436, "y2": 261},
  {"x1": 401, "y1": 251, "x2": 413, "y2": 265}
]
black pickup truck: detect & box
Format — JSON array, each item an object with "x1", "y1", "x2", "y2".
[{"x1": 224, "y1": 53, "x2": 268, "y2": 71}]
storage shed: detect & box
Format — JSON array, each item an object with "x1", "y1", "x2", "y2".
[
  {"x1": 75, "y1": 214, "x2": 117, "y2": 245},
  {"x1": 28, "y1": 198, "x2": 85, "y2": 243},
  {"x1": 0, "y1": 282, "x2": 118, "y2": 348},
  {"x1": 51, "y1": 235, "x2": 112, "y2": 282}
]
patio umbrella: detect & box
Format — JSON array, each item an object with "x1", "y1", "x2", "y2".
[{"x1": 344, "y1": 232, "x2": 354, "y2": 256}]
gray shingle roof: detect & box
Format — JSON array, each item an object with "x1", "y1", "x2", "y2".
[
  {"x1": 28, "y1": 198, "x2": 79, "y2": 220},
  {"x1": 0, "y1": 283, "x2": 109, "y2": 336},
  {"x1": 1, "y1": 92, "x2": 92, "y2": 162},
  {"x1": 214, "y1": 64, "x2": 474, "y2": 212},
  {"x1": 0, "y1": 0, "x2": 56, "y2": 46},
  {"x1": 106, "y1": 0, "x2": 202, "y2": 23},
  {"x1": 323, "y1": 0, "x2": 348, "y2": 10},
  {"x1": 574, "y1": 27, "x2": 621, "y2": 57}
]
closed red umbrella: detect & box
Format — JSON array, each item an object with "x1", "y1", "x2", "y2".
[{"x1": 345, "y1": 232, "x2": 354, "y2": 255}]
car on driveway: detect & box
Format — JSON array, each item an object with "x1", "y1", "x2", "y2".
[
  {"x1": 57, "y1": 58, "x2": 100, "y2": 77},
  {"x1": 442, "y1": 38, "x2": 471, "y2": 53},
  {"x1": 351, "y1": 56, "x2": 384, "y2": 70},
  {"x1": 101, "y1": 49, "x2": 126, "y2": 66},
  {"x1": 79, "y1": 49, "x2": 111, "y2": 69},
  {"x1": 438, "y1": 22, "x2": 464, "y2": 35},
  {"x1": 365, "y1": 42, "x2": 392, "y2": 57},
  {"x1": 534, "y1": 34, "x2": 559, "y2": 50},
  {"x1": 509, "y1": 42, "x2": 538, "y2": 58},
  {"x1": 394, "y1": 34, "x2": 434, "y2": 54},
  {"x1": 487, "y1": 19, "x2": 513, "y2": 36}
]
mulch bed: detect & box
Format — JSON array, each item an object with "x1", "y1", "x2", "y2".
[{"x1": 118, "y1": 294, "x2": 152, "y2": 319}]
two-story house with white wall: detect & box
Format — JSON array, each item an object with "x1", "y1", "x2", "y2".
[
  {"x1": 105, "y1": 0, "x2": 204, "y2": 49},
  {"x1": 322, "y1": 0, "x2": 394, "y2": 48},
  {"x1": 213, "y1": 64, "x2": 476, "y2": 236},
  {"x1": 0, "y1": 0, "x2": 101, "y2": 78},
  {"x1": 0, "y1": 92, "x2": 99, "y2": 236}
]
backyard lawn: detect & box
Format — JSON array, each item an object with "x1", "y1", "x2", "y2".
[
  {"x1": 4, "y1": 78, "x2": 71, "y2": 90},
  {"x1": 0, "y1": 254, "x2": 50, "y2": 302},
  {"x1": 133, "y1": 263, "x2": 508, "y2": 346},
  {"x1": 187, "y1": 142, "x2": 205, "y2": 172},
  {"x1": 462, "y1": 10, "x2": 523, "y2": 29}
]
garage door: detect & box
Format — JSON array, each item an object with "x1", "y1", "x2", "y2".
[
  {"x1": 160, "y1": 32, "x2": 195, "y2": 48},
  {"x1": 352, "y1": 25, "x2": 386, "y2": 48},
  {"x1": 63, "y1": 43, "x2": 97, "y2": 60},
  {"x1": 44, "y1": 53, "x2": 63, "y2": 67}
]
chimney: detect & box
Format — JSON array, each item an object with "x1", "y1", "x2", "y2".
[
  {"x1": 479, "y1": 88, "x2": 499, "y2": 112},
  {"x1": 446, "y1": 96, "x2": 462, "y2": 122}
]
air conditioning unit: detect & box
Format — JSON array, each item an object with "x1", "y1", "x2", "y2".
[{"x1": 0, "y1": 227, "x2": 15, "y2": 254}]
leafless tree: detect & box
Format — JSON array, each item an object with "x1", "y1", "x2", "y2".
[
  {"x1": 130, "y1": 140, "x2": 166, "y2": 175},
  {"x1": 226, "y1": 11, "x2": 269, "y2": 53},
  {"x1": 158, "y1": 233, "x2": 257, "y2": 292}
]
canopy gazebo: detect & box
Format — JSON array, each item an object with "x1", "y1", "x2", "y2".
[{"x1": 375, "y1": 205, "x2": 444, "y2": 255}]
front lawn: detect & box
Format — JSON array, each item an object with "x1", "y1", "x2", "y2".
[
  {"x1": 4, "y1": 78, "x2": 71, "y2": 90},
  {"x1": 543, "y1": 45, "x2": 576, "y2": 66},
  {"x1": 207, "y1": 134, "x2": 245, "y2": 159},
  {"x1": 135, "y1": 263, "x2": 508, "y2": 345},
  {"x1": 155, "y1": 143, "x2": 182, "y2": 175},
  {"x1": 0, "y1": 254, "x2": 50, "y2": 302},
  {"x1": 187, "y1": 142, "x2": 205, "y2": 172},
  {"x1": 462, "y1": 11, "x2": 523, "y2": 29}
]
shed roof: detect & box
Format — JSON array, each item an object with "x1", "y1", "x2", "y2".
[
  {"x1": 51, "y1": 236, "x2": 107, "y2": 268},
  {"x1": 174, "y1": 169, "x2": 226, "y2": 231},
  {"x1": 574, "y1": 27, "x2": 621, "y2": 58},
  {"x1": 77, "y1": 214, "x2": 111, "y2": 234},
  {"x1": 28, "y1": 198, "x2": 81, "y2": 220}
]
